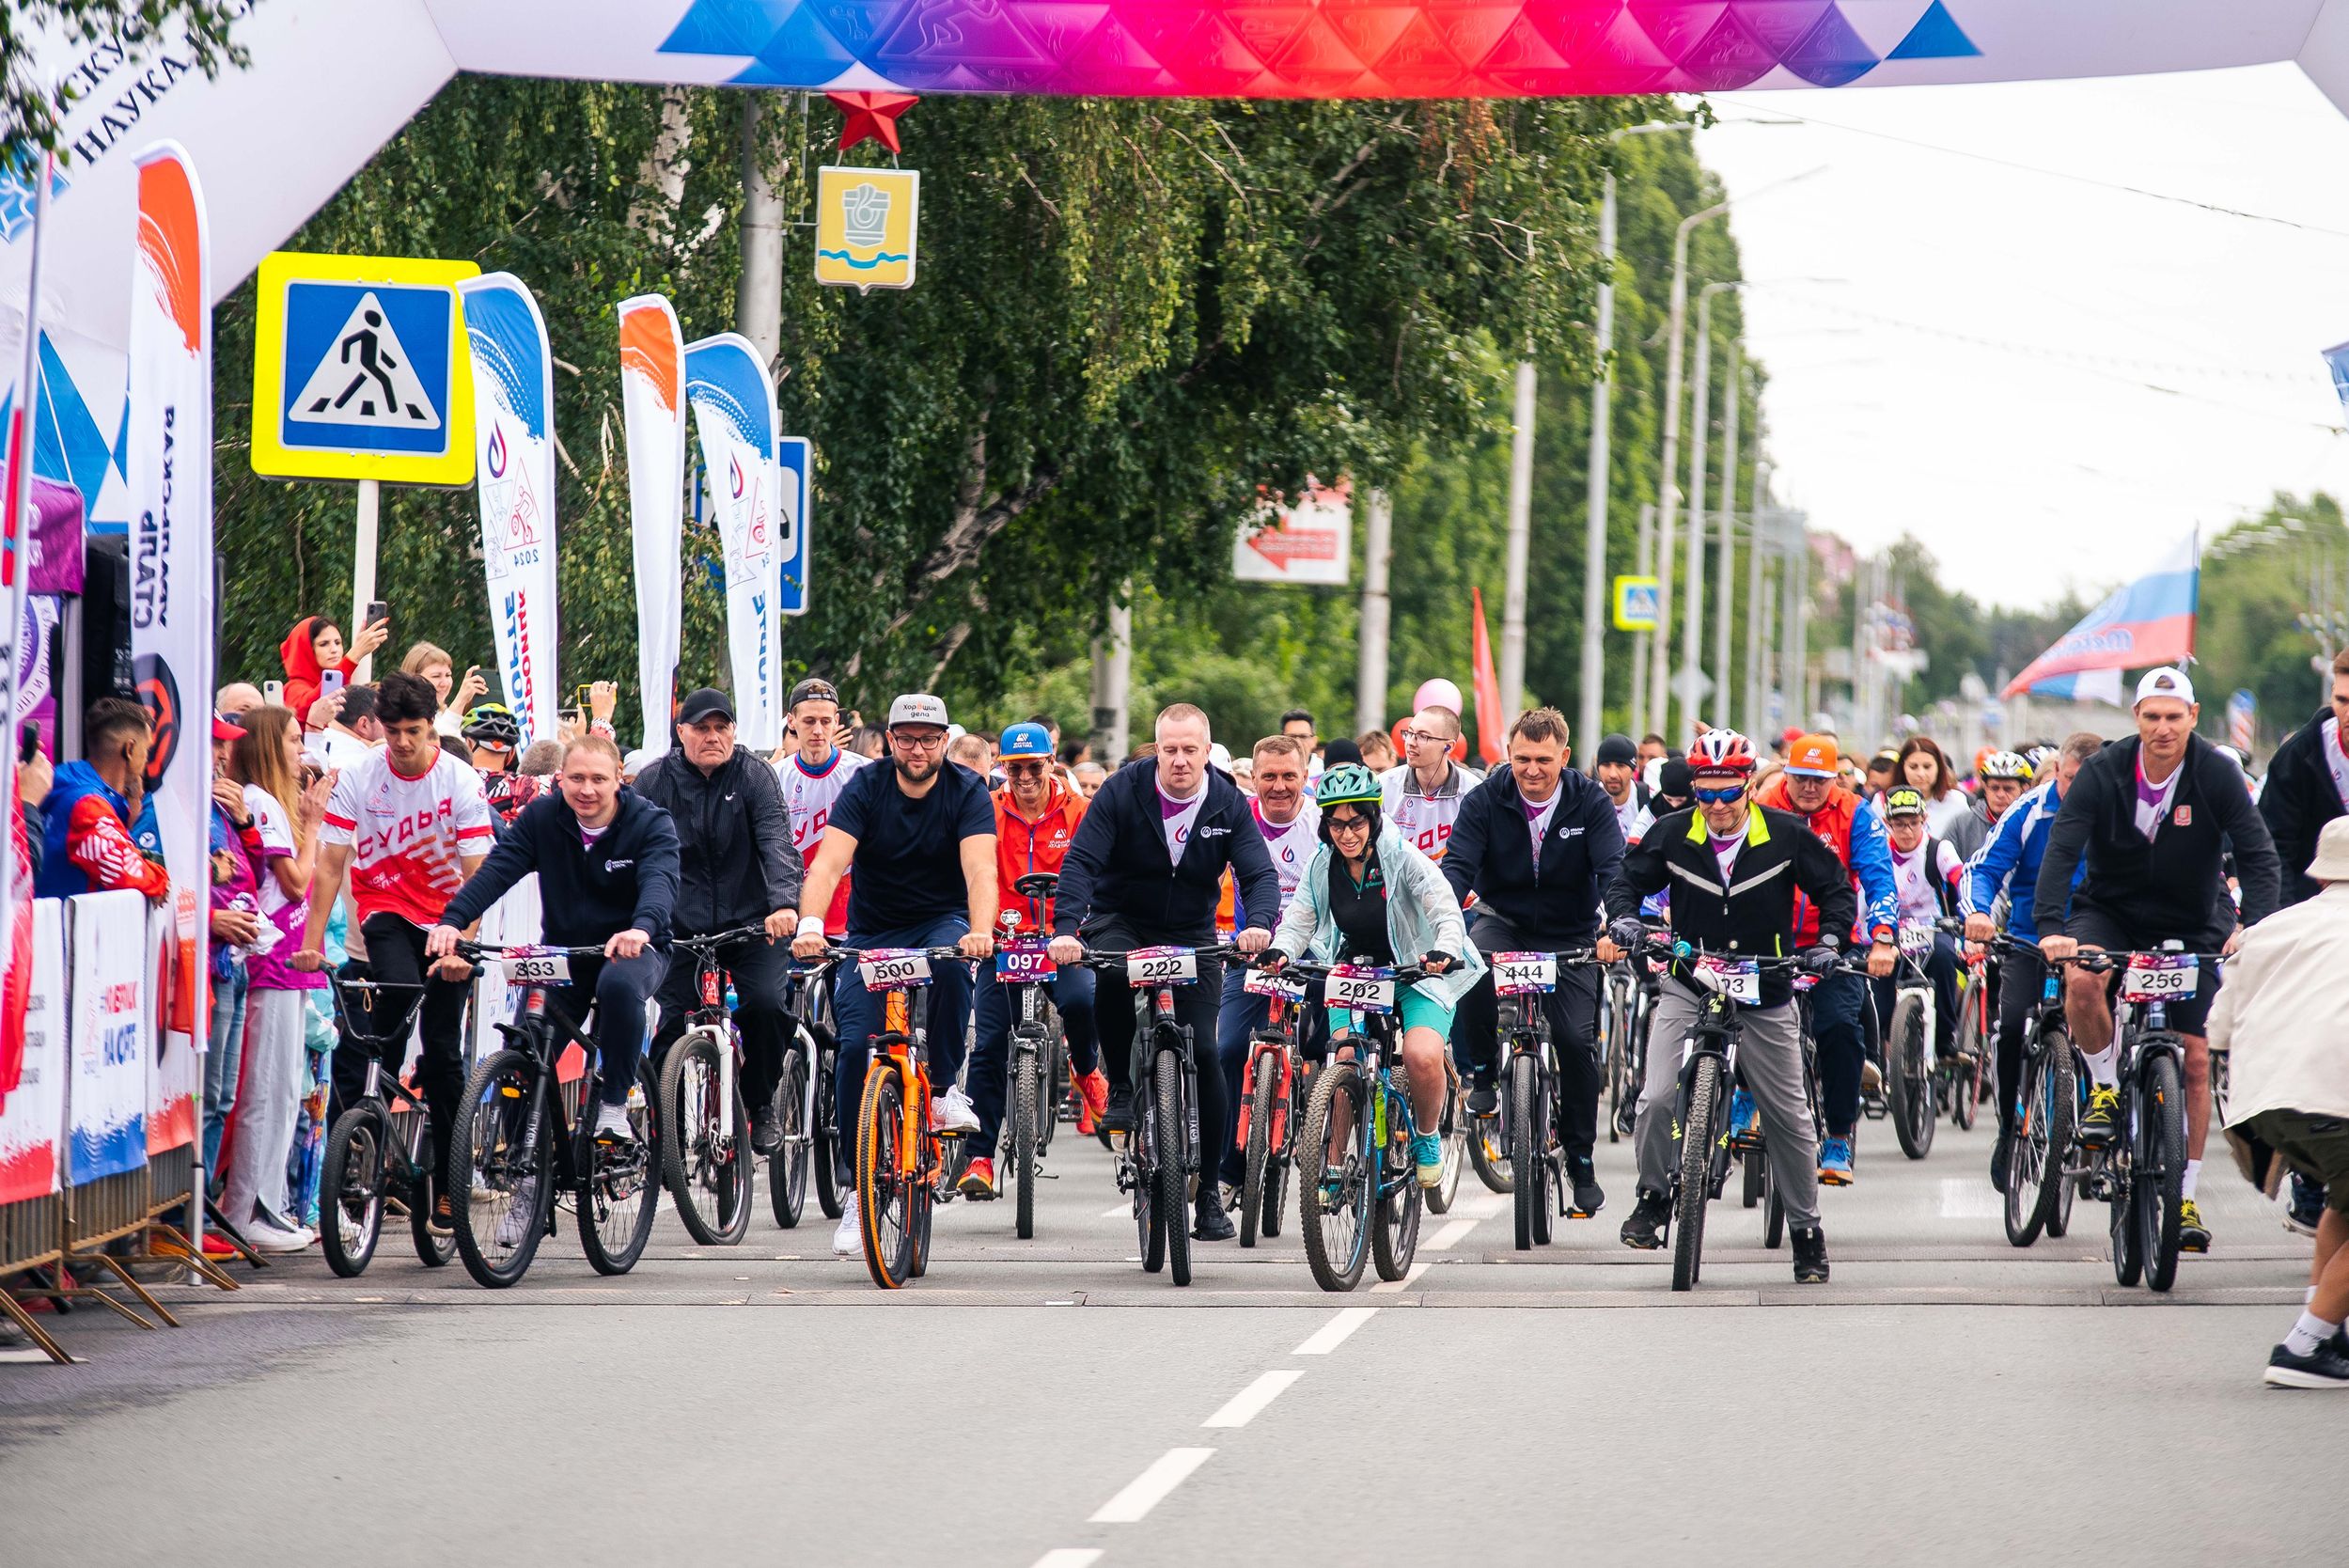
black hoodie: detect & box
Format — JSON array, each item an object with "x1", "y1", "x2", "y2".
[
  {"x1": 2259, "y1": 705, "x2": 2346, "y2": 907},
  {"x1": 1053, "y1": 756, "x2": 1278, "y2": 941},
  {"x1": 443, "y1": 787, "x2": 682, "y2": 948}
]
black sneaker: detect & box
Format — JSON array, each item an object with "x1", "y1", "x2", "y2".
[
  {"x1": 2286, "y1": 1173, "x2": 2326, "y2": 1237},
  {"x1": 1466, "y1": 1077, "x2": 1498, "y2": 1117},
  {"x1": 1990, "y1": 1130, "x2": 2012, "y2": 1196},
  {"x1": 1193, "y1": 1188, "x2": 1236, "y2": 1242},
  {"x1": 2079, "y1": 1086, "x2": 2121, "y2": 1148},
  {"x1": 1791, "y1": 1223, "x2": 1830, "y2": 1284},
  {"x1": 1566, "y1": 1156, "x2": 1605, "y2": 1219},
  {"x1": 1619, "y1": 1189, "x2": 1669, "y2": 1250},
  {"x1": 2263, "y1": 1337, "x2": 2349, "y2": 1389},
  {"x1": 749, "y1": 1104, "x2": 783, "y2": 1157},
  {"x1": 1103, "y1": 1086, "x2": 1135, "y2": 1134},
  {"x1": 430, "y1": 1192, "x2": 456, "y2": 1237}
]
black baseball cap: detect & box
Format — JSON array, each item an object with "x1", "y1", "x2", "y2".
[
  {"x1": 678, "y1": 688, "x2": 735, "y2": 725},
  {"x1": 789, "y1": 678, "x2": 840, "y2": 710}
]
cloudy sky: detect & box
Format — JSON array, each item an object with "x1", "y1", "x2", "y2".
[{"x1": 1694, "y1": 62, "x2": 2349, "y2": 611}]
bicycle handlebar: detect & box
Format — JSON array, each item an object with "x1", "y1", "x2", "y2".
[
  {"x1": 811, "y1": 945, "x2": 976, "y2": 964},
  {"x1": 670, "y1": 923, "x2": 773, "y2": 953},
  {"x1": 454, "y1": 939, "x2": 612, "y2": 962},
  {"x1": 1074, "y1": 943, "x2": 1250, "y2": 976},
  {"x1": 1278, "y1": 957, "x2": 1446, "y2": 986}
]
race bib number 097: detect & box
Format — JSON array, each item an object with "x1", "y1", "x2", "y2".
[
  {"x1": 994, "y1": 942, "x2": 1056, "y2": 980},
  {"x1": 1493, "y1": 951, "x2": 1556, "y2": 996},
  {"x1": 2122, "y1": 955, "x2": 2198, "y2": 1002},
  {"x1": 1127, "y1": 947, "x2": 1198, "y2": 986},
  {"x1": 1327, "y1": 964, "x2": 1397, "y2": 1014},
  {"x1": 858, "y1": 949, "x2": 933, "y2": 991},
  {"x1": 503, "y1": 949, "x2": 570, "y2": 986}
]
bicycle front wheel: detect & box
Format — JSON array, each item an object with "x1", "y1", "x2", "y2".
[
  {"x1": 1154, "y1": 1047, "x2": 1192, "y2": 1287},
  {"x1": 1371, "y1": 1088, "x2": 1422, "y2": 1282},
  {"x1": 1950, "y1": 996, "x2": 1982, "y2": 1132},
  {"x1": 1240, "y1": 1058, "x2": 1275, "y2": 1248},
  {"x1": 1011, "y1": 1047, "x2": 1043, "y2": 1241},
  {"x1": 1887, "y1": 993, "x2": 1934, "y2": 1160},
  {"x1": 1605, "y1": 987, "x2": 1632, "y2": 1144},
  {"x1": 855, "y1": 1065, "x2": 919, "y2": 1288},
  {"x1": 578, "y1": 1066, "x2": 661, "y2": 1275},
  {"x1": 1510, "y1": 1053, "x2": 1546, "y2": 1250},
  {"x1": 449, "y1": 1049, "x2": 554, "y2": 1290},
  {"x1": 1298, "y1": 1060, "x2": 1371, "y2": 1292},
  {"x1": 661, "y1": 1032, "x2": 752, "y2": 1247},
  {"x1": 2005, "y1": 1044, "x2": 2065, "y2": 1248},
  {"x1": 1672, "y1": 1055, "x2": 1725, "y2": 1292},
  {"x1": 2137, "y1": 1051, "x2": 2186, "y2": 1292},
  {"x1": 321, "y1": 1104, "x2": 388, "y2": 1278},
  {"x1": 769, "y1": 1051, "x2": 810, "y2": 1230}
]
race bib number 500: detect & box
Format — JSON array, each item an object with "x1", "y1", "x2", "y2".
[{"x1": 858, "y1": 949, "x2": 933, "y2": 991}]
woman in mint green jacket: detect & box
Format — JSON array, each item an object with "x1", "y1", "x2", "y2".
[{"x1": 1267, "y1": 764, "x2": 1486, "y2": 1184}]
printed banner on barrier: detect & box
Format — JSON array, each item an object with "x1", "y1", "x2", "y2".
[
  {"x1": 462, "y1": 274, "x2": 561, "y2": 744},
  {"x1": 125, "y1": 141, "x2": 212, "y2": 1069},
  {"x1": 683, "y1": 334, "x2": 782, "y2": 749},
  {"x1": 620, "y1": 294, "x2": 686, "y2": 756},
  {"x1": 69, "y1": 890, "x2": 149, "y2": 1184},
  {"x1": 146, "y1": 900, "x2": 196, "y2": 1152},
  {"x1": 0, "y1": 900, "x2": 66, "y2": 1201}
]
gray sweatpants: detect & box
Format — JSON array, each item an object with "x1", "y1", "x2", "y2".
[{"x1": 1634, "y1": 985, "x2": 1820, "y2": 1231}]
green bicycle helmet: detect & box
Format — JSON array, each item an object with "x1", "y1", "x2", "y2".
[
  {"x1": 1314, "y1": 762, "x2": 1383, "y2": 809},
  {"x1": 461, "y1": 702, "x2": 523, "y2": 745}
]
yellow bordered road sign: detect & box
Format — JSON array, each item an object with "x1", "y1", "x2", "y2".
[
  {"x1": 1613, "y1": 575, "x2": 1660, "y2": 632},
  {"x1": 251, "y1": 251, "x2": 480, "y2": 484}
]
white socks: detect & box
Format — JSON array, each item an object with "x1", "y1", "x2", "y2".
[
  {"x1": 2083, "y1": 1045, "x2": 2118, "y2": 1089},
  {"x1": 2182, "y1": 1159, "x2": 2200, "y2": 1200},
  {"x1": 2285, "y1": 1311, "x2": 2341, "y2": 1357}
]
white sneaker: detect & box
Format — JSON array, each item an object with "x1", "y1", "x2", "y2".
[
  {"x1": 594, "y1": 1101, "x2": 634, "y2": 1140},
  {"x1": 832, "y1": 1209, "x2": 862, "y2": 1258},
  {"x1": 494, "y1": 1179, "x2": 540, "y2": 1248},
  {"x1": 244, "y1": 1220, "x2": 313, "y2": 1254},
  {"x1": 932, "y1": 1085, "x2": 980, "y2": 1134}
]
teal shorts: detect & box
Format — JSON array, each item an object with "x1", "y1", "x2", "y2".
[{"x1": 1326, "y1": 989, "x2": 1454, "y2": 1040}]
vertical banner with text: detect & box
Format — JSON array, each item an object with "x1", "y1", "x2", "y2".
[
  {"x1": 461, "y1": 273, "x2": 561, "y2": 744},
  {"x1": 619, "y1": 294, "x2": 686, "y2": 757},
  {"x1": 682, "y1": 334, "x2": 782, "y2": 749},
  {"x1": 125, "y1": 141, "x2": 211, "y2": 1113}
]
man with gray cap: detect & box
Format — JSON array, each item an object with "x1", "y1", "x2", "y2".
[
  {"x1": 633, "y1": 688, "x2": 805, "y2": 1154},
  {"x1": 793, "y1": 693, "x2": 999, "y2": 1258}
]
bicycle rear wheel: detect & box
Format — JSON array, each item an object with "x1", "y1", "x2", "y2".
[
  {"x1": 394, "y1": 1104, "x2": 453, "y2": 1267},
  {"x1": 1011, "y1": 1047, "x2": 1043, "y2": 1241},
  {"x1": 1672, "y1": 1055, "x2": 1724, "y2": 1292},
  {"x1": 1425, "y1": 1070, "x2": 1464, "y2": 1215},
  {"x1": 2005, "y1": 1044, "x2": 2065, "y2": 1248},
  {"x1": 1762, "y1": 1162, "x2": 1785, "y2": 1249},
  {"x1": 1741, "y1": 1145, "x2": 1765, "y2": 1210},
  {"x1": 449, "y1": 1049, "x2": 554, "y2": 1289},
  {"x1": 1605, "y1": 988, "x2": 1631, "y2": 1145},
  {"x1": 1466, "y1": 1098, "x2": 1513, "y2": 1193},
  {"x1": 1154, "y1": 1047, "x2": 1192, "y2": 1287},
  {"x1": 661, "y1": 1033, "x2": 752, "y2": 1247},
  {"x1": 1241, "y1": 1059, "x2": 1275, "y2": 1248},
  {"x1": 2137, "y1": 1052, "x2": 2186, "y2": 1292},
  {"x1": 855, "y1": 1065, "x2": 919, "y2": 1288},
  {"x1": 769, "y1": 1051, "x2": 810, "y2": 1229},
  {"x1": 1372, "y1": 1088, "x2": 1422, "y2": 1281},
  {"x1": 1887, "y1": 993, "x2": 1934, "y2": 1159},
  {"x1": 1950, "y1": 997, "x2": 1982, "y2": 1132},
  {"x1": 578, "y1": 1066, "x2": 661, "y2": 1275},
  {"x1": 321, "y1": 1105, "x2": 388, "y2": 1278},
  {"x1": 1298, "y1": 1061, "x2": 1372, "y2": 1292}
]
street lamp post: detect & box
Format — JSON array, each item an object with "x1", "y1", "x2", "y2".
[{"x1": 1648, "y1": 199, "x2": 1727, "y2": 747}]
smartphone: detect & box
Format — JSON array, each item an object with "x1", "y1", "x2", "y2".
[
  {"x1": 321, "y1": 669, "x2": 346, "y2": 699},
  {"x1": 365, "y1": 600, "x2": 390, "y2": 631},
  {"x1": 18, "y1": 721, "x2": 38, "y2": 764},
  {"x1": 262, "y1": 680, "x2": 285, "y2": 707},
  {"x1": 574, "y1": 683, "x2": 596, "y2": 713}
]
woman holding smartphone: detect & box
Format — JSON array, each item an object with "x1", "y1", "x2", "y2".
[{"x1": 400, "y1": 640, "x2": 488, "y2": 737}]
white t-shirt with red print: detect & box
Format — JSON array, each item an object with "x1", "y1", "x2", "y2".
[{"x1": 321, "y1": 750, "x2": 496, "y2": 928}]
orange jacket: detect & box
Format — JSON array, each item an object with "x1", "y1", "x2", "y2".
[
  {"x1": 1753, "y1": 772, "x2": 1900, "y2": 946},
  {"x1": 994, "y1": 777, "x2": 1087, "y2": 934}
]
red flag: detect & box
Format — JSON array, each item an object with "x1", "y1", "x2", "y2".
[{"x1": 1470, "y1": 588, "x2": 1503, "y2": 765}]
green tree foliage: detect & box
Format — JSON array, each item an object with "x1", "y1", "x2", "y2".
[
  {"x1": 213, "y1": 79, "x2": 1671, "y2": 737},
  {"x1": 2195, "y1": 492, "x2": 2347, "y2": 745}
]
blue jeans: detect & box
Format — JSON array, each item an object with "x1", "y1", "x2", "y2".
[
  {"x1": 970, "y1": 961, "x2": 1097, "y2": 1147},
  {"x1": 831, "y1": 915, "x2": 975, "y2": 1186},
  {"x1": 1808, "y1": 966, "x2": 1871, "y2": 1138},
  {"x1": 203, "y1": 962, "x2": 251, "y2": 1177}
]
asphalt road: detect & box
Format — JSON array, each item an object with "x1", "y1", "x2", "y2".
[{"x1": 6, "y1": 1111, "x2": 2343, "y2": 1567}]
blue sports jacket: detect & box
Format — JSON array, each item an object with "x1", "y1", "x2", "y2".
[{"x1": 1959, "y1": 778, "x2": 2078, "y2": 940}]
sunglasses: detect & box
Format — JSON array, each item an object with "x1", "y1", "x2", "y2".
[
  {"x1": 1327, "y1": 813, "x2": 1370, "y2": 832},
  {"x1": 1003, "y1": 760, "x2": 1048, "y2": 776},
  {"x1": 1692, "y1": 785, "x2": 1746, "y2": 805}
]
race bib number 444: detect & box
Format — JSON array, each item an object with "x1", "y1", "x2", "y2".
[{"x1": 1493, "y1": 951, "x2": 1557, "y2": 995}]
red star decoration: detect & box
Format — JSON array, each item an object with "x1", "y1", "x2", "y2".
[{"x1": 827, "y1": 91, "x2": 919, "y2": 154}]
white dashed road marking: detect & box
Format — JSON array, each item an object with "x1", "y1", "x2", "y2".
[
  {"x1": 1089, "y1": 1448, "x2": 1215, "y2": 1523},
  {"x1": 1202, "y1": 1369, "x2": 1303, "y2": 1428},
  {"x1": 1293, "y1": 1306, "x2": 1378, "y2": 1355}
]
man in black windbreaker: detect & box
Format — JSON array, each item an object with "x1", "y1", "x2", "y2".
[
  {"x1": 1442, "y1": 707, "x2": 1626, "y2": 1219},
  {"x1": 1049, "y1": 702, "x2": 1279, "y2": 1242},
  {"x1": 2260, "y1": 649, "x2": 2349, "y2": 909},
  {"x1": 632, "y1": 688, "x2": 806, "y2": 1154},
  {"x1": 433, "y1": 735, "x2": 681, "y2": 1146},
  {"x1": 1606, "y1": 729, "x2": 1856, "y2": 1284},
  {"x1": 2036, "y1": 666, "x2": 2282, "y2": 1255}
]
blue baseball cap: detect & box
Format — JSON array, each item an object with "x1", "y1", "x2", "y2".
[{"x1": 1000, "y1": 722, "x2": 1054, "y2": 759}]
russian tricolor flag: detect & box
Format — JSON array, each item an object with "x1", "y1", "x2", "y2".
[{"x1": 2003, "y1": 533, "x2": 2198, "y2": 699}]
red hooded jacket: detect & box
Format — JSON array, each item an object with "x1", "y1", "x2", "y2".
[
  {"x1": 280, "y1": 616, "x2": 355, "y2": 722},
  {"x1": 993, "y1": 776, "x2": 1087, "y2": 933}
]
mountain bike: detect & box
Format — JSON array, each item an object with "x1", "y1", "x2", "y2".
[
  {"x1": 657, "y1": 925, "x2": 767, "y2": 1246},
  {"x1": 1737, "y1": 970, "x2": 1826, "y2": 1251},
  {"x1": 1948, "y1": 937, "x2": 1997, "y2": 1132},
  {"x1": 1885, "y1": 918, "x2": 1948, "y2": 1161},
  {"x1": 1082, "y1": 943, "x2": 1241, "y2": 1289},
  {"x1": 1491, "y1": 949, "x2": 1603, "y2": 1250},
  {"x1": 1235, "y1": 964, "x2": 1311, "y2": 1247},
  {"x1": 1994, "y1": 934, "x2": 2078, "y2": 1247},
  {"x1": 825, "y1": 945, "x2": 973, "y2": 1289},
  {"x1": 445, "y1": 943, "x2": 662, "y2": 1289},
  {"x1": 784, "y1": 957, "x2": 842, "y2": 1225},
  {"x1": 318, "y1": 971, "x2": 452, "y2": 1277},
  {"x1": 1647, "y1": 941, "x2": 1812, "y2": 1292},
  {"x1": 1287, "y1": 959, "x2": 1440, "y2": 1293},
  {"x1": 1603, "y1": 958, "x2": 1642, "y2": 1144},
  {"x1": 994, "y1": 872, "x2": 1069, "y2": 1239},
  {"x1": 2080, "y1": 944, "x2": 2210, "y2": 1294}
]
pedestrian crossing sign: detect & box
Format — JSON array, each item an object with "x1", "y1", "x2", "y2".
[
  {"x1": 250, "y1": 251, "x2": 481, "y2": 484},
  {"x1": 1613, "y1": 575, "x2": 1661, "y2": 632}
]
